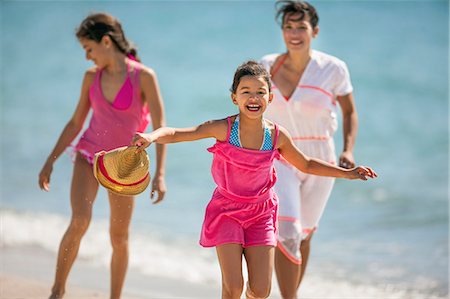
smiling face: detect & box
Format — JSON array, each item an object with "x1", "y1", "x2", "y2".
[
  {"x1": 79, "y1": 37, "x2": 112, "y2": 68},
  {"x1": 282, "y1": 13, "x2": 319, "y2": 53},
  {"x1": 231, "y1": 75, "x2": 273, "y2": 119}
]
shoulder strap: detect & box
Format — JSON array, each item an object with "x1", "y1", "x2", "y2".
[
  {"x1": 128, "y1": 62, "x2": 141, "y2": 101},
  {"x1": 271, "y1": 54, "x2": 287, "y2": 77},
  {"x1": 226, "y1": 116, "x2": 232, "y2": 141},
  {"x1": 273, "y1": 123, "x2": 280, "y2": 149},
  {"x1": 89, "y1": 67, "x2": 102, "y2": 96},
  {"x1": 132, "y1": 62, "x2": 141, "y2": 86},
  {"x1": 126, "y1": 60, "x2": 131, "y2": 75},
  {"x1": 94, "y1": 67, "x2": 102, "y2": 85}
]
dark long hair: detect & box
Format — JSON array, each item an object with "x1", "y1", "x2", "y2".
[{"x1": 76, "y1": 13, "x2": 140, "y2": 62}]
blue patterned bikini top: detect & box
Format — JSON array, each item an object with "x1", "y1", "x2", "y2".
[{"x1": 229, "y1": 116, "x2": 273, "y2": 151}]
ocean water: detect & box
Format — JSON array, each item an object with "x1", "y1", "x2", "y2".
[{"x1": 1, "y1": 1, "x2": 448, "y2": 298}]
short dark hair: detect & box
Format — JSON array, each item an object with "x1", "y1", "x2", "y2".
[
  {"x1": 230, "y1": 61, "x2": 271, "y2": 94},
  {"x1": 275, "y1": 0, "x2": 319, "y2": 29}
]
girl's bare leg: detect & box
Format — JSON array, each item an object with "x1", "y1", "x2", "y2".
[
  {"x1": 108, "y1": 192, "x2": 134, "y2": 299},
  {"x1": 50, "y1": 154, "x2": 99, "y2": 298},
  {"x1": 216, "y1": 244, "x2": 244, "y2": 299},
  {"x1": 244, "y1": 246, "x2": 274, "y2": 299}
]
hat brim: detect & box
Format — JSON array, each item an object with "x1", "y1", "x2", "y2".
[{"x1": 93, "y1": 150, "x2": 150, "y2": 196}]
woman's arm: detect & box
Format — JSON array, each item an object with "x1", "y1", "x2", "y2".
[
  {"x1": 277, "y1": 126, "x2": 375, "y2": 180},
  {"x1": 140, "y1": 67, "x2": 167, "y2": 203},
  {"x1": 337, "y1": 93, "x2": 358, "y2": 168},
  {"x1": 38, "y1": 69, "x2": 94, "y2": 191}
]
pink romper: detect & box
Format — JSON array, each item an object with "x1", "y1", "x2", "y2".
[
  {"x1": 75, "y1": 61, "x2": 150, "y2": 164},
  {"x1": 200, "y1": 117, "x2": 280, "y2": 248}
]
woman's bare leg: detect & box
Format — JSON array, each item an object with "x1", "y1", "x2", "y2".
[
  {"x1": 274, "y1": 232, "x2": 314, "y2": 299},
  {"x1": 50, "y1": 154, "x2": 99, "y2": 298},
  {"x1": 108, "y1": 192, "x2": 134, "y2": 299},
  {"x1": 274, "y1": 246, "x2": 301, "y2": 299},
  {"x1": 297, "y1": 232, "x2": 314, "y2": 287}
]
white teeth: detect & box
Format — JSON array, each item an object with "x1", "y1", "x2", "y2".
[{"x1": 247, "y1": 104, "x2": 261, "y2": 111}]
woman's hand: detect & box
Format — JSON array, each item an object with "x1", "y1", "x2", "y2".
[
  {"x1": 38, "y1": 161, "x2": 53, "y2": 191},
  {"x1": 150, "y1": 173, "x2": 167, "y2": 204},
  {"x1": 339, "y1": 151, "x2": 355, "y2": 169},
  {"x1": 348, "y1": 166, "x2": 377, "y2": 180}
]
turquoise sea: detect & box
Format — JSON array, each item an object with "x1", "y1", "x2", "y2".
[{"x1": 1, "y1": 1, "x2": 448, "y2": 297}]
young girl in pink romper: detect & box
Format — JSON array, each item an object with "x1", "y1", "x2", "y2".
[{"x1": 132, "y1": 61, "x2": 376, "y2": 299}]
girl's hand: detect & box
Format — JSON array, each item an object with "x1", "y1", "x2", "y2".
[
  {"x1": 131, "y1": 133, "x2": 152, "y2": 150},
  {"x1": 39, "y1": 161, "x2": 53, "y2": 191},
  {"x1": 150, "y1": 174, "x2": 167, "y2": 204},
  {"x1": 348, "y1": 166, "x2": 377, "y2": 180},
  {"x1": 339, "y1": 151, "x2": 355, "y2": 169}
]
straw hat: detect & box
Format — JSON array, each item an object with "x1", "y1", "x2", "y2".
[{"x1": 93, "y1": 146, "x2": 150, "y2": 196}]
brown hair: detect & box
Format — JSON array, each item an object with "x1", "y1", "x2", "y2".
[
  {"x1": 76, "y1": 13, "x2": 140, "y2": 61},
  {"x1": 275, "y1": 0, "x2": 319, "y2": 29},
  {"x1": 230, "y1": 61, "x2": 271, "y2": 94}
]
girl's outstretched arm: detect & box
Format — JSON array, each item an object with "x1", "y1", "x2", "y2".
[
  {"x1": 38, "y1": 69, "x2": 95, "y2": 191},
  {"x1": 277, "y1": 126, "x2": 377, "y2": 180},
  {"x1": 132, "y1": 119, "x2": 228, "y2": 150}
]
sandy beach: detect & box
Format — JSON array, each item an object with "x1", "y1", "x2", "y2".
[
  {"x1": 0, "y1": 245, "x2": 220, "y2": 299},
  {"x1": 0, "y1": 275, "x2": 111, "y2": 299},
  {"x1": 0, "y1": 245, "x2": 134, "y2": 299},
  {"x1": 2, "y1": 243, "x2": 436, "y2": 299}
]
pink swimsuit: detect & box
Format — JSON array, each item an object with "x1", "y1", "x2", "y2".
[
  {"x1": 200, "y1": 117, "x2": 280, "y2": 248},
  {"x1": 75, "y1": 61, "x2": 150, "y2": 164}
]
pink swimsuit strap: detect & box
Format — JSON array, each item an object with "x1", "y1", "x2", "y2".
[
  {"x1": 226, "y1": 116, "x2": 232, "y2": 140},
  {"x1": 271, "y1": 54, "x2": 288, "y2": 77},
  {"x1": 272, "y1": 123, "x2": 279, "y2": 149}
]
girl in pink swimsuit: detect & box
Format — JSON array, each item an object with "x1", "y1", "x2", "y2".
[
  {"x1": 38, "y1": 13, "x2": 167, "y2": 299},
  {"x1": 132, "y1": 61, "x2": 376, "y2": 299}
]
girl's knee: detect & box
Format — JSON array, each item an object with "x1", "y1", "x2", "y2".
[
  {"x1": 246, "y1": 281, "x2": 271, "y2": 299},
  {"x1": 279, "y1": 288, "x2": 297, "y2": 299},
  {"x1": 222, "y1": 279, "x2": 244, "y2": 298}
]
